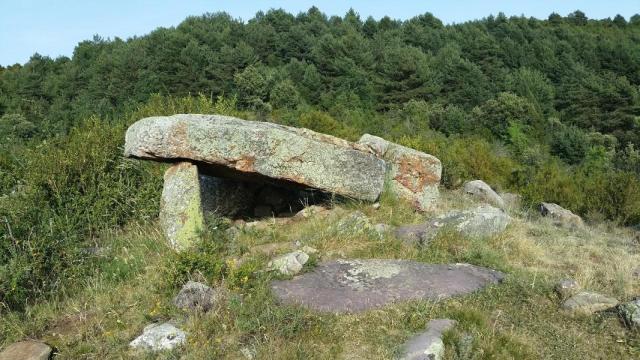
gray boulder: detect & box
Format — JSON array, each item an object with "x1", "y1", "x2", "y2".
[
  {"x1": 394, "y1": 205, "x2": 511, "y2": 245},
  {"x1": 125, "y1": 114, "x2": 386, "y2": 202},
  {"x1": 268, "y1": 250, "x2": 310, "y2": 276},
  {"x1": 618, "y1": 298, "x2": 640, "y2": 329},
  {"x1": 129, "y1": 322, "x2": 186, "y2": 351},
  {"x1": 173, "y1": 281, "x2": 220, "y2": 312},
  {"x1": 562, "y1": 291, "x2": 618, "y2": 314},
  {"x1": 160, "y1": 162, "x2": 205, "y2": 250},
  {"x1": 540, "y1": 202, "x2": 584, "y2": 228},
  {"x1": 0, "y1": 341, "x2": 52, "y2": 360},
  {"x1": 359, "y1": 134, "x2": 441, "y2": 211},
  {"x1": 400, "y1": 319, "x2": 457, "y2": 360},
  {"x1": 554, "y1": 279, "x2": 581, "y2": 299},
  {"x1": 271, "y1": 259, "x2": 504, "y2": 313},
  {"x1": 463, "y1": 180, "x2": 505, "y2": 209}
]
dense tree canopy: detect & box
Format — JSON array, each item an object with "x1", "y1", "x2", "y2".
[{"x1": 1, "y1": 8, "x2": 638, "y2": 147}]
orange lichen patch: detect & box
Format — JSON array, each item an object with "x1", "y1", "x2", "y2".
[
  {"x1": 167, "y1": 121, "x2": 193, "y2": 159},
  {"x1": 234, "y1": 155, "x2": 256, "y2": 172},
  {"x1": 393, "y1": 156, "x2": 440, "y2": 193}
]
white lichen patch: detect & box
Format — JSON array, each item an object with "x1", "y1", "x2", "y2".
[{"x1": 339, "y1": 260, "x2": 403, "y2": 289}]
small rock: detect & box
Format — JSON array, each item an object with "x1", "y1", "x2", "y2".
[
  {"x1": 632, "y1": 267, "x2": 640, "y2": 279},
  {"x1": 268, "y1": 251, "x2": 310, "y2": 276},
  {"x1": 540, "y1": 202, "x2": 584, "y2": 228},
  {"x1": 463, "y1": 180, "x2": 505, "y2": 209},
  {"x1": 400, "y1": 319, "x2": 457, "y2": 360},
  {"x1": 562, "y1": 291, "x2": 618, "y2": 314},
  {"x1": 554, "y1": 279, "x2": 581, "y2": 299},
  {"x1": 372, "y1": 202, "x2": 381, "y2": 210},
  {"x1": 173, "y1": 281, "x2": 220, "y2": 312},
  {"x1": 129, "y1": 322, "x2": 186, "y2": 351},
  {"x1": 240, "y1": 346, "x2": 257, "y2": 359},
  {"x1": 0, "y1": 340, "x2": 52, "y2": 360},
  {"x1": 300, "y1": 245, "x2": 318, "y2": 255},
  {"x1": 618, "y1": 298, "x2": 640, "y2": 329},
  {"x1": 293, "y1": 205, "x2": 329, "y2": 220},
  {"x1": 394, "y1": 205, "x2": 511, "y2": 245}
]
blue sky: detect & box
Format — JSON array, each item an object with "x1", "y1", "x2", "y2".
[{"x1": 1, "y1": 0, "x2": 638, "y2": 66}]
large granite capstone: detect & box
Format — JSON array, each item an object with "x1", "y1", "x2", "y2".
[
  {"x1": 271, "y1": 259, "x2": 504, "y2": 313},
  {"x1": 125, "y1": 114, "x2": 386, "y2": 202}
]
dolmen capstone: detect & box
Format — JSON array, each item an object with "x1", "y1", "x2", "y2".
[{"x1": 124, "y1": 114, "x2": 442, "y2": 250}]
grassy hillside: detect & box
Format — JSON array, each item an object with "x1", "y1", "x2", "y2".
[
  {"x1": 1, "y1": 7, "x2": 640, "y2": 359},
  {"x1": 1, "y1": 191, "x2": 639, "y2": 359}
]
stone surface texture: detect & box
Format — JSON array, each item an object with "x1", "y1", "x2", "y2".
[
  {"x1": 463, "y1": 180, "x2": 505, "y2": 209},
  {"x1": 540, "y1": 202, "x2": 584, "y2": 228},
  {"x1": 359, "y1": 134, "x2": 441, "y2": 211},
  {"x1": 268, "y1": 250, "x2": 310, "y2": 275},
  {"x1": 0, "y1": 341, "x2": 52, "y2": 360},
  {"x1": 400, "y1": 319, "x2": 457, "y2": 360},
  {"x1": 125, "y1": 114, "x2": 386, "y2": 201},
  {"x1": 562, "y1": 291, "x2": 618, "y2": 314},
  {"x1": 129, "y1": 322, "x2": 186, "y2": 351},
  {"x1": 394, "y1": 205, "x2": 511, "y2": 245},
  {"x1": 173, "y1": 281, "x2": 220, "y2": 312},
  {"x1": 554, "y1": 279, "x2": 581, "y2": 299},
  {"x1": 271, "y1": 259, "x2": 504, "y2": 313},
  {"x1": 618, "y1": 298, "x2": 640, "y2": 329},
  {"x1": 160, "y1": 162, "x2": 204, "y2": 250}
]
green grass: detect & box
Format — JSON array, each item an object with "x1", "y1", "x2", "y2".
[{"x1": 1, "y1": 192, "x2": 639, "y2": 359}]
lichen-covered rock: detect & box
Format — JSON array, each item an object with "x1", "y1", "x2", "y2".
[
  {"x1": 540, "y1": 202, "x2": 584, "y2": 228},
  {"x1": 358, "y1": 134, "x2": 441, "y2": 211},
  {"x1": 562, "y1": 291, "x2": 618, "y2": 314},
  {"x1": 173, "y1": 281, "x2": 220, "y2": 312},
  {"x1": 554, "y1": 279, "x2": 581, "y2": 299},
  {"x1": 0, "y1": 340, "x2": 52, "y2": 360},
  {"x1": 268, "y1": 250, "x2": 310, "y2": 276},
  {"x1": 129, "y1": 322, "x2": 186, "y2": 351},
  {"x1": 160, "y1": 162, "x2": 205, "y2": 250},
  {"x1": 618, "y1": 298, "x2": 640, "y2": 329},
  {"x1": 394, "y1": 205, "x2": 511, "y2": 245},
  {"x1": 271, "y1": 259, "x2": 504, "y2": 313},
  {"x1": 400, "y1": 319, "x2": 457, "y2": 360},
  {"x1": 463, "y1": 180, "x2": 505, "y2": 209},
  {"x1": 125, "y1": 114, "x2": 386, "y2": 201}
]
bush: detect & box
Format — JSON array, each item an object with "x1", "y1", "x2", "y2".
[{"x1": 0, "y1": 94, "x2": 243, "y2": 311}]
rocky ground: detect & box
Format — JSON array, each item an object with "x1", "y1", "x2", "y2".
[{"x1": 1, "y1": 185, "x2": 640, "y2": 359}]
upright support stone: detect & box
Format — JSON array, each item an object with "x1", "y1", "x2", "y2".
[
  {"x1": 160, "y1": 162, "x2": 204, "y2": 250},
  {"x1": 358, "y1": 134, "x2": 441, "y2": 211}
]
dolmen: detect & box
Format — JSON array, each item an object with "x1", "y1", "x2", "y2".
[{"x1": 124, "y1": 114, "x2": 442, "y2": 250}]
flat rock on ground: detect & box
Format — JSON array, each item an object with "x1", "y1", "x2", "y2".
[
  {"x1": 130, "y1": 322, "x2": 186, "y2": 351},
  {"x1": 271, "y1": 259, "x2": 504, "y2": 313},
  {"x1": 394, "y1": 205, "x2": 511, "y2": 245},
  {"x1": 562, "y1": 291, "x2": 618, "y2": 314},
  {"x1": 400, "y1": 319, "x2": 457, "y2": 360},
  {"x1": 0, "y1": 341, "x2": 52, "y2": 360}
]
